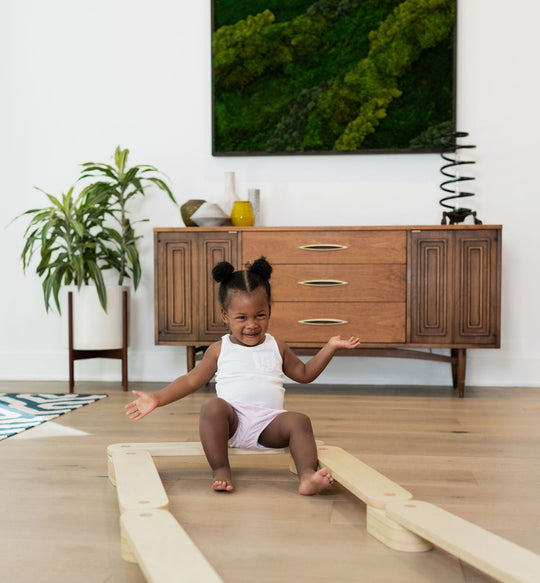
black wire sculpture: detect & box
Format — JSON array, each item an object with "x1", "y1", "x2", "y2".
[{"x1": 439, "y1": 131, "x2": 482, "y2": 225}]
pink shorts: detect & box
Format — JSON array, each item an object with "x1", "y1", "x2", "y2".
[{"x1": 228, "y1": 402, "x2": 286, "y2": 450}]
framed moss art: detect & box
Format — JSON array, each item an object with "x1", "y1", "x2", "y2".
[{"x1": 211, "y1": 0, "x2": 456, "y2": 156}]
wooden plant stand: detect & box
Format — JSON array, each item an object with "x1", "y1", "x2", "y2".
[{"x1": 68, "y1": 290, "x2": 129, "y2": 393}]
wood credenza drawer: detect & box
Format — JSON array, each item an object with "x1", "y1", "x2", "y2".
[
  {"x1": 242, "y1": 230, "x2": 406, "y2": 264},
  {"x1": 272, "y1": 264, "x2": 406, "y2": 303},
  {"x1": 268, "y1": 302, "x2": 406, "y2": 343}
]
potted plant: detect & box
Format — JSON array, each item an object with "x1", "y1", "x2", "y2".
[{"x1": 14, "y1": 146, "x2": 177, "y2": 349}]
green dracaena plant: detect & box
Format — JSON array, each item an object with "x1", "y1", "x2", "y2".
[
  {"x1": 13, "y1": 146, "x2": 176, "y2": 313},
  {"x1": 15, "y1": 186, "x2": 110, "y2": 312},
  {"x1": 79, "y1": 146, "x2": 176, "y2": 289}
]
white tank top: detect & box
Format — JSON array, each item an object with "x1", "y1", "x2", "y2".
[{"x1": 215, "y1": 334, "x2": 285, "y2": 410}]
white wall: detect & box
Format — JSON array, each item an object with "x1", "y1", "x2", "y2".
[{"x1": 1, "y1": 0, "x2": 539, "y2": 387}]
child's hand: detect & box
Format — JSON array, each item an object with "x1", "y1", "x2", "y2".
[
  {"x1": 125, "y1": 390, "x2": 159, "y2": 421},
  {"x1": 329, "y1": 335, "x2": 361, "y2": 350}
]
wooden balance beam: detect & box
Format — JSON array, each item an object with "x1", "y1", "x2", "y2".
[
  {"x1": 121, "y1": 509, "x2": 223, "y2": 583},
  {"x1": 387, "y1": 500, "x2": 540, "y2": 583},
  {"x1": 317, "y1": 445, "x2": 540, "y2": 579},
  {"x1": 317, "y1": 445, "x2": 413, "y2": 509},
  {"x1": 111, "y1": 449, "x2": 169, "y2": 514},
  {"x1": 109, "y1": 441, "x2": 540, "y2": 583},
  {"x1": 317, "y1": 445, "x2": 433, "y2": 552}
]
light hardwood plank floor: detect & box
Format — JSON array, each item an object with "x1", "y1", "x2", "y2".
[{"x1": 1, "y1": 381, "x2": 540, "y2": 582}]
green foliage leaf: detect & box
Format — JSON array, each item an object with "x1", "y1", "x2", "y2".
[
  {"x1": 114, "y1": 146, "x2": 129, "y2": 177},
  {"x1": 87, "y1": 259, "x2": 107, "y2": 311}
]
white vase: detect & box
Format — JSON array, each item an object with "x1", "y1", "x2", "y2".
[
  {"x1": 220, "y1": 171, "x2": 239, "y2": 216},
  {"x1": 62, "y1": 285, "x2": 129, "y2": 350},
  {"x1": 248, "y1": 188, "x2": 261, "y2": 225}
]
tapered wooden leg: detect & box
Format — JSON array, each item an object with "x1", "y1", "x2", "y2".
[
  {"x1": 122, "y1": 290, "x2": 128, "y2": 391},
  {"x1": 450, "y1": 349, "x2": 467, "y2": 397},
  {"x1": 451, "y1": 348, "x2": 458, "y2": 389},
  {"x1": 456, "y1": 349, "x2": 466, "y2": 398},
  {"x1": 68, "y1": 292, "x2": 75, "y2": 394},
  {"x1": 187, "y1": 346, "x2": 195, "y2": 372}
]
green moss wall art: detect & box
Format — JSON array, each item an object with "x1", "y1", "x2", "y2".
[{"x1": 211, "y1": 0, "x2": 456, "y2": 155}]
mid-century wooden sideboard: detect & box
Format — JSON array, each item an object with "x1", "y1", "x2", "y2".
[{"x1": 154, "y1": 225, "x2": 501, "y2": 397}]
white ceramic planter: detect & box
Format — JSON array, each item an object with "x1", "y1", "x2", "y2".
[{"x1": 62, "y1": 285, "x2": 129, "y2": 350}]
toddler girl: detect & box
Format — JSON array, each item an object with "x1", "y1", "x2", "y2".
[{"x1": 125, "y1": 257, "x2": 360, "y2": 495}]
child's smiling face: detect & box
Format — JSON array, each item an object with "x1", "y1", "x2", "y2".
[{"x1": 222, "y1": 287, "x2": 270, "y2": 347}]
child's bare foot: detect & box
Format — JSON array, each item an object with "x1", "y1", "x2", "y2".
[
  {"x1": 298, "y1": 467, "x2": 335, "y2": 495},
  {"x1": 212, "y1": 468, "x2": 234, "y2": 492}
]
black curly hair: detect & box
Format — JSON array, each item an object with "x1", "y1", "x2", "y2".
[{"x1": 212, "y1": 256, "x2": 272, "y2": 311}]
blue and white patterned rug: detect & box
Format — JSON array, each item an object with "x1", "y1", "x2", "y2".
[{"x1": 0, "y1": 393, "x2": 107, "y2": 440}]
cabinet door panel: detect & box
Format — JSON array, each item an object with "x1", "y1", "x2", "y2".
[
  {"x1": 269, "y1": 302, "x2": 406, "y2": 343},
  {"x1": 155, "y1": 235, "x2": 196, "y2": 343},
  {"x1": 453, "y1": 231, "x2": 500, "y2": 345},
  {"x1": 409, "y1": 233, "x2": 453, "y2": 343},
  {"x1": 197, "y1": 235, "x2": 238, "y2": 340}
]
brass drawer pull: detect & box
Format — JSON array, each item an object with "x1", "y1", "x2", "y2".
[
  {"x1": 299, "y1": 280, "x2": 348, "y2": 287},
  {"x1": 298, "y1": 318, "x2": 348, "y2": 326},
  {"x1": 299, "y1": 244, "x2": 348, "y2": 251}
]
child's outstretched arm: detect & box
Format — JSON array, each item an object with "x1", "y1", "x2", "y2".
[
  {"x1": 280, "y1": 335, "x2": 360, "y2": 384},
  {"x1": 125, "y1": 342, "x2": 220, "y2": 421}
]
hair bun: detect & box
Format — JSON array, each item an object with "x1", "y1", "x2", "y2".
[
  {"x1": 248, "y1": 256, "x2": 272, "y2": 280},
  {"x1": 212, "y1": 261, "x2": 235, "y2": 283}
]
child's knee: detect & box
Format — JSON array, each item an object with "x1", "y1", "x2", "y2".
[
  {"x1": 289, "y1": 411, "x2": 313, "y2": 433},
  {"x1": 200, "y1": 397, "x2": 230, "y2": 420}
]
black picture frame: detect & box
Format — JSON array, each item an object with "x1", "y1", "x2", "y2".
[{"x1": 211, "y1": 0, "x2": 456, "y2": 156}]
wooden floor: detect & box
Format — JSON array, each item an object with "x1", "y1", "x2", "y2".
[{"x1": 2, "y1": 380, "x2": 540, "y2": 583}]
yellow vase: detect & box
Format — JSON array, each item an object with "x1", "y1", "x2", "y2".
[{"x1": 231, "y1": 201, "x2": 254, "y2": 226}]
